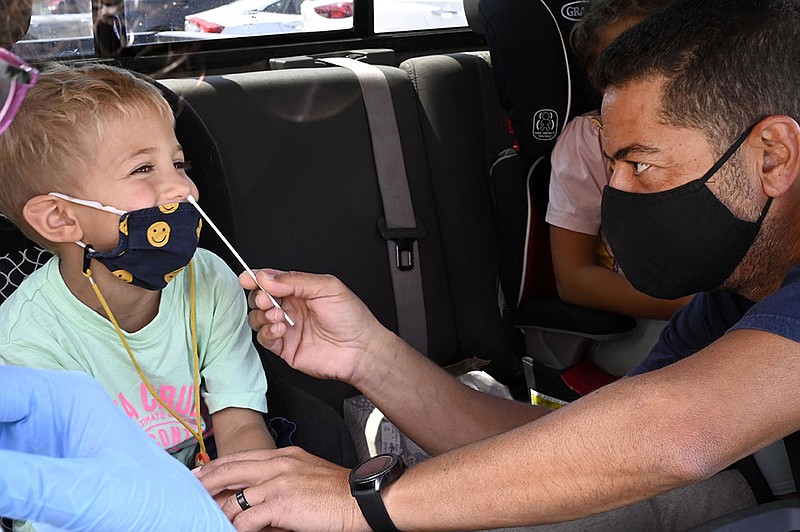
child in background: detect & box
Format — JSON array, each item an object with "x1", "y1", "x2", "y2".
[
  {"x1": 0, "y1": 63, "x2": 275, "y2": 471},
  {"x1": 546, "y1": 0, "x2": 692, "y2": 320}
]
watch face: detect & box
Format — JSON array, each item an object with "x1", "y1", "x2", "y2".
[{"x1": 354, "y1": 454, "x2": 395, "y2": 479}]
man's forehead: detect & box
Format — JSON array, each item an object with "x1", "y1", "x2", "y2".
[
  {"x1": 600, "y1": 78, "x2": 665, "y2": 133},
  {"x1": 598, "y1": 77, "x2": 678, "y2": 153},
  {"x1": 598, "y1": 79, "x2": 716, "y2": 172}
]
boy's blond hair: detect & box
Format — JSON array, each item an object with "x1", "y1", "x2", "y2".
[{"x1": 0, "y1": 62, "x2": 175, "y2": 248}]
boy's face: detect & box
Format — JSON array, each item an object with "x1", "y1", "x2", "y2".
[{"x1": 74, "y1": 109, "x2": 200, "y2": 252}]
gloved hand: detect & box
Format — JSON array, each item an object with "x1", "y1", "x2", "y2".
[{"x1": 0, "y1": 366, "x2": 235, "y2": 531}]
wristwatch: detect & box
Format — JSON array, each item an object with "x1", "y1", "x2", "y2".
[{"x1": 349, "y1": 453, "x2": 405, "y2": 531}]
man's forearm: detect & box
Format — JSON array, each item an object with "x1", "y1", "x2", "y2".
[
  {"x1": 381, "y1": 329, "x2": 800, "y2": 529},
  {"x1": 351, "y1": 332, "x2": 546, "y2": 455},
  {"x1": 382, "y1": 376, "x2": 699, "y2": 530}
]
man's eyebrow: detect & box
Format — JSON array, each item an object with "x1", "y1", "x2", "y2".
[{"x1": 609, "y1": 143, "x2": 660, "y2": 160}]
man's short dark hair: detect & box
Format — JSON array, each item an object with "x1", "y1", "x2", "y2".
[{"x1": 593, "y1": 0, "x2": 800, "y2": 152}]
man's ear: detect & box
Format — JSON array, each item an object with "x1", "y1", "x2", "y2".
[
  {"x1": 751, "y1": 115, "x2": 800, "y2": 198},
  {"x1": 22, "y1": 195, "x2": 82, "y2": 243}
]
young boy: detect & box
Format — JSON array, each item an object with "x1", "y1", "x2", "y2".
[{"x1": 0, "y1": 62, "x2": 275, "y2": 470}]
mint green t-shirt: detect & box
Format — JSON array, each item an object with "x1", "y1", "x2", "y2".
[{"x1": 0, "y1": 248, "x2": 268, "y2": 467}]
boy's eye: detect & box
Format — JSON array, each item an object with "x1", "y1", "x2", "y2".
[
  {"x1": 175, "y1": 160, "x2": 192, "y2": 171},
  {"x1": 632, "y1": 162, "x2": 651, "y2": 175},
  {"x1": 132, "y1": 164, "x2": 154, "y2": 175}
]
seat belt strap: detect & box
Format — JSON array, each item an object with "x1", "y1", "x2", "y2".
[
  {"x1": 730, "y1": 455, "x2": 775, "y2": 504},
  {"x1": 320, "y1": 57, "x2": 428, "y2": 355},
  {"x1": 783, "y1": 431, "x2": 800, "y2": 496}
]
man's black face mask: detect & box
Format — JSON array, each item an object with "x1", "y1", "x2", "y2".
[{"x1": 600, "y1": 124, "x2": 772, "y2": 300}]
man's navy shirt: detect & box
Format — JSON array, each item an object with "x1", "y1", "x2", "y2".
[{"x1": 629, "y1": 264, "x2": 800, "y2": 376}]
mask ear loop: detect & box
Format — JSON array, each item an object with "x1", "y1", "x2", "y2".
[
  {"x1": 48, "y1": 192, "x2": 127, "y2": 216},
  {"x1": 697, "y1": 123, "x2": 774, "y2": 223},
  {"x1": 82, "y1": 250, "x2": 209, "y2": 466},
  {"x1": 699, "y1": 123, "x2": 758, "y2": 186}
]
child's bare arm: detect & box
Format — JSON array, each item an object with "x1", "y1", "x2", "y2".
[
  {"x1": 207, "y1": 407, "x2": 275, "y2": 527},
  {"x1": 550, "y1": 226, "x2": 692, "y2": 320},
  {"x1": 211, "y1": 407, "x2": 276, "y2": 457}
]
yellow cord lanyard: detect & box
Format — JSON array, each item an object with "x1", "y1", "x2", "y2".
[{"x1": 83, "y1": 259, "x2": 210, "y2": 467}]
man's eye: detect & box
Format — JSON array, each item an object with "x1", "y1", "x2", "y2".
[
  {"x1": 602, "y1": 154, "x2": 616, "y2": 172},
  {"x1": 633, "y1": 162, "x2": 651, "y2": 175}
]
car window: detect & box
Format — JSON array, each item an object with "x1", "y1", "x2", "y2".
[
  {"x1": 23, "y1": 0, "x2": 94, "y2": 58},
  {"x1": 14, "y1": 0, "x2": 469, "y2": 61},
  {"x1": 262, "y1": 0, "x2": 301, "y2": 14}
]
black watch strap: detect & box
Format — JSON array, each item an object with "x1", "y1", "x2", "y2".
[
  {"x1": 353, "y1": 488, "x2": 400, "y2": 532},
  {"x1": 350, "y1": 454, "x2": 404, "y2": 531}
]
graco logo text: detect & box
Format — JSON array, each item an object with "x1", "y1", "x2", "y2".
[
  {"x1": 532, "y1": 109, "x2": 558, "y2": 141},
  {"x1": 561, "y1": 1, "x2": 587, "y2": 21}
]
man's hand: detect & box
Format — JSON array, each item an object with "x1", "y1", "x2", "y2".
[
  {"x1": 240, "y1": 270, "x2": 395, "y2": 388},
  {"x1": 196, "y1": 446, "x2": 368, "y2": 532},
  {"x1": 0, "y1": 366, "x2": 235, "y2": 531}
]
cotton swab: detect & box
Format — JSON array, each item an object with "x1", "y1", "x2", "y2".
[{"x1": 187, "y1": 195, "x2": 294, "y2": 326}]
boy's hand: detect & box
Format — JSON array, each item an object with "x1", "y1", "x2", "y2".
[{"x1": 0, "y1": 366, "x2": 235, "y2": 531}]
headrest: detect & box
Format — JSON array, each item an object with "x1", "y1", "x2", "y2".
[
  {"x1": 464, "y1": 0, "x2": 485, "y2": 34},
  {"x1": 479, "y1": 0, "x2": 599, "y2": 162}
]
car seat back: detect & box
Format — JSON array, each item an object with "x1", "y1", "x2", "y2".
[
  {"x1": 162, "y1": 65, "x2": 469, "y2": 410},
  {"x1": 400, "y1": 51, "x2": 525, "y2": 391},
  {"x1": 481, "y1": 0, "x2": 598, "y2": 166}
]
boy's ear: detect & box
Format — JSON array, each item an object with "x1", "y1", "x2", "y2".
[
  {"x1": 751, "y1": 115, "x2": 800, "y2": 198},
  {"x1": 23, "y1": 195, "x2": 82, "y2": 243}
]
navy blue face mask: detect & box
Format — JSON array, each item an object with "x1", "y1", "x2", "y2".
[
  {"x1": 50, "y1": 193, "x2": 202, "y2": 291},
  {"x1": 600, "y1": 124, "x2": 772, "y2": 300}
]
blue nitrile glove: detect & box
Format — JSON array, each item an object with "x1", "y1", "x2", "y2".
[{"x1": 0, "y1": 366, "x2": 235, "y2": 531}]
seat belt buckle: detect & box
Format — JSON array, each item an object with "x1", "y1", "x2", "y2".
[
  {"x1": 394, "y1": 237, "x2": 415, "y2": 271},
  {"x1": 377, "y1": 218, "x2": 427, "y2": 272}
]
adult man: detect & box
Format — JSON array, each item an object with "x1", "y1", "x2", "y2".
[{"x1": 196, "y1": 0, "x2": 800, "y2": 529}]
